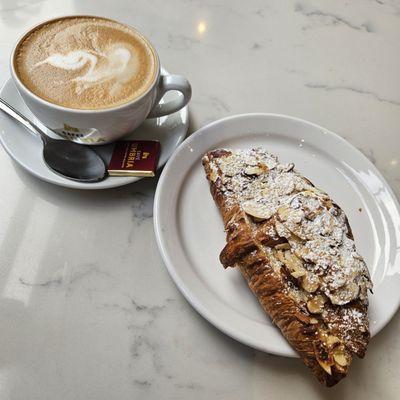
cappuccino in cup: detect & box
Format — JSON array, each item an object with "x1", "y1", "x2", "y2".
[
  {"x1": 14, "y1": 16, "x2": 158, "y2": 110},
  {"x1": 11, "y1": 16, "x2": 191, "y2": 143}
]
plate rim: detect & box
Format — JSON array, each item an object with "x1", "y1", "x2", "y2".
[
  {"x1": 154, "y1": 112, "x2": 400, "y2": 357},
  {"x1": 0, "y1": 70, "x2": 188, "y2": 190}
]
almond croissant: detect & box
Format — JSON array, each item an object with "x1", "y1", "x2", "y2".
[{"x1": 202, "y1": 148, "x2": 372, "y2": 387}]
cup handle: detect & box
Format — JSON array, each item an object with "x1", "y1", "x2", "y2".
[{"x1": 147, "y1": 74, "x2": 192, "y2": 119}]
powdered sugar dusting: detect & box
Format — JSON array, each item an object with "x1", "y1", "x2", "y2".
[
  {"x1": 325, "y1": 305, "x2": 368, "y2": 347},
  {"x1": 207, "y1": 148, "x2": 372, "y2": 306}
]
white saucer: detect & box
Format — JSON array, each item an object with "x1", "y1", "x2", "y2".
[
  {"x1": 0, "y1": 70, "x2": 188, "y2": 189},
  {"x1": 154, "y1": 113, "x2": 400, "y2": 357}
]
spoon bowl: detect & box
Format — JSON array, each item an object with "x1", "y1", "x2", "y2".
[
  {"x1": 43, "y1": 140, "x2": 107, "y2": 182},
  {"x1": 0, "y1": 98, "x2": 107, "y2": 183}
]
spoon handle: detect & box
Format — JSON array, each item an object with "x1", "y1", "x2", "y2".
[{"x1": 0, "y1": 98, "x2": 47, "y2": 143}]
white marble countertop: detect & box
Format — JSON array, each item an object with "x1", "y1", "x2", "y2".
[{"x1": 0, "y1": 1, "x2": 400, "y2": 399}]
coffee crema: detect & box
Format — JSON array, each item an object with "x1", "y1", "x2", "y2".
[{"x1": 14, "y1": 16, "x2": 158, "y2": 110}]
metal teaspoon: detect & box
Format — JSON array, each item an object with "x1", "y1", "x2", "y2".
[{"x1": 0, "y1": 98, "x2": 107, "y2": 183}]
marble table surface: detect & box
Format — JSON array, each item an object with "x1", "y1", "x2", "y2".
[{"x1": 1, "y1": 1, "x2": 400, "y2": 399}]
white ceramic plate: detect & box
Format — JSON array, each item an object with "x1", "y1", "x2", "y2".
[
  {"x1": 154, "y1": 113, "x2": 400, "y2": 357},
  {"x1": 0, "y1": 68, "x2": 188, "y2": 190}
]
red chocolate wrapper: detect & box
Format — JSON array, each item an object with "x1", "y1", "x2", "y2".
[{"x1": 108, "y1": 140, "x2": 160, "y2": 177}]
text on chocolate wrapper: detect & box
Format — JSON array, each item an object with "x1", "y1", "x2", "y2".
[{"x1": 126, "y1": 143, "x2": 142, "y2": 167}]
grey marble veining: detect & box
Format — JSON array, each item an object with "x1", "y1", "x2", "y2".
[
  {"x1": 304, "y1": 82, "x2": 400, "y2": 107},
  {"x1": 0, "y1": 0, "x2": 399, "y2": 399}
]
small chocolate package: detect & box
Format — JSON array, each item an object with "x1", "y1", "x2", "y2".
[{"x1": 108, "y1": 140, "x2": 160, "y2": 177}]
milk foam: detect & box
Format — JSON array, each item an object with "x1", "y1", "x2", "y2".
[
  {"x1": 15, "y1": 17, "x2": 156, "y2": 109},
  {"x1": 35, "y1": 45, "x2": 133, "y2": 94},
  {"x1": 36, "y1": 50, "x2": 98, "y2": 71}
]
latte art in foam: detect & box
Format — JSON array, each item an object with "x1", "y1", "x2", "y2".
[
  {"x1": 14, "y1": 17, "x2": 157, "y2": 109},
  {"x1": 35, "y1": 45, "x2": 134, "y2": 95}
]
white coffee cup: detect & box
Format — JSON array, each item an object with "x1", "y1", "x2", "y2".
[{"x1": 10, "y1": 16, "x2": 192, "y2": 145}]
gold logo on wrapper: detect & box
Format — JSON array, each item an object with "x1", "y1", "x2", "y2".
[{"x1": 108, "y1": 140, "x2": 160, "y2": 177}]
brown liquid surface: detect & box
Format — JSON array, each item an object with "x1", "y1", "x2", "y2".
[{"x1": 15, "y1": 17, "x2": 157, "y2": 110}]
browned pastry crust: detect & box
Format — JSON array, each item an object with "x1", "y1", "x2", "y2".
[{"x1": 202, "y1": 148, "x2": 372, "y2": 387}]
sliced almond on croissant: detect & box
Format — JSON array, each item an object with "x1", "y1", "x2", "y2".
[
  {"x1": 333, "y1": 349, "x2": 349, "y2": 367},
  {"x1": 242, "y1": 201, "x2": 274, "y2": 222},
  {"x1": 244, "y1": 166, "x2": 264, "y2": 176},
  {"x1": 307, "y1": 295, "x2": 326, "y2": 314}
]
